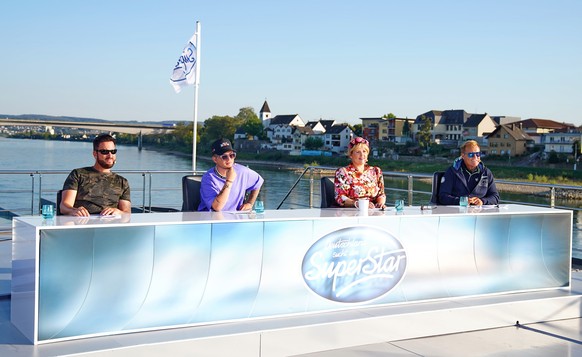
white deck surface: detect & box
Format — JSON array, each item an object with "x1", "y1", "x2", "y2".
[
  {"x1": 2, "y1": 238, "x2": 582, "y2": 356},
  {"x1": 293, "y1": 318, "x2": 582, "y2": 356}
]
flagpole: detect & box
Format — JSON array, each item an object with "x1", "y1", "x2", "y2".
[{"x1": 192, "y1": 21, "x2": 201, "y2": 171}]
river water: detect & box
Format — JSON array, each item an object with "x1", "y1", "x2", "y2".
[
  {"x1": 1, "y1": 137, "x2": 581, "y2": 258},
  {"x1": 0, "y1": 137, "x2": 312, "y2": 217}
]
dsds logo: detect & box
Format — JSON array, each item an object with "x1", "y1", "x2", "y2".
[{"x1": 302, "y1": 226, "x2": 407, "y2": 303}]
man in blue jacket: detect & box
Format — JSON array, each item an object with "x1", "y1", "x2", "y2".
[{"x1": 439, "y1": 140, "x2": 499, "y2": 206}]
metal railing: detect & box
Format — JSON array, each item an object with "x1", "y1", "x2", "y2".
[
  {"x1": 276, "y1": 166, "x2": 582, "y2": 211},
  {"x1": 1, "y1": 167, "x2": 581, "y2": 233},
  {"x1": 0, "y1": 170, "x2": 205, "y2": 232}
]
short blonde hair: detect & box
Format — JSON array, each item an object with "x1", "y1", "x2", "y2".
[
  {"x1": 347, "y1": 142, "x2": 370, "y2": 157},
  {"x1": 460, "y1": 140, "x2": 479, "y2": 153},
  {"x1": 347, "y1": 136, "x2": 370, "y2": 157}
]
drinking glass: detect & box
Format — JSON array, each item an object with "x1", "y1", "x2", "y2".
[
  {"x1": 42, "y1": 204, "x2": 54, "y2": 219},
  {"x1": 395, "y1": 199, "x2": 404, "y2": 212},
  {"x1": 459, "y1": 196, "x2": 469, "y2": 207},
  {"x1": 254, "y1": 200, "x2": 265, "y2": 214}
]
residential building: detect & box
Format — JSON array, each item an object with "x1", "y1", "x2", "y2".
[
  {"x1": 360, "y1": 117, "x2": 414, "y2": 143},
  {"x1": 486, "y1": 123, "x2": 533, "y2": 156},
  {"x1": 513, "y1": 118, "x2": 576, "y2": 144},
  {"x1": 542, "y1": 131, "x2": 582, "y2": 154},
  {"x1": 390, "y1": 117, "x2": 415, "y2": 143},
  {"x1": 462, "y1": 113, "x2": 497, "y2": 145},
  {"x1": 490, "y1": 116, "x2": 521, "y2": 125},
  {"x1": 305, "y1": 121, "x2": 326, "y2": 135},
  {"x1": 360, "y1": 117, "x2": 384, "y2": 142},
  {"x1": 234, "y1": 127, "x2": 247, "y2": 140},
  {"x1": 413, "y1": 110, "x2": 471, "y2": 145},
  {"x1": 318, "y1": 120, "x2": 336, "y2": 132},
  {"x1": 412, "y1": 110, "x2": 499, "y2": 147},
  {"x1": 323, "y1": 124, "x2": 353, "y2": 154},
  {"x1": 290, "y1": 126, "x2": 314, "y2": 155},
  {"x1": 265, "y1": 114, "x2": 305, "y2": 152}
]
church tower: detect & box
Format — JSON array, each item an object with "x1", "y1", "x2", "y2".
[{"x1": 260, "y1": 100, "x2": 272, "y2": 127}]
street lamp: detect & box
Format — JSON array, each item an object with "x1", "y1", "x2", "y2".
[{"x1": 573, "y1": 140, "x2": 580, "y2": 171}]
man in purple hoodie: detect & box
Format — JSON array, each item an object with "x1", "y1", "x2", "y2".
[{"x1": 198, "y1": 138, "x2": 264, "y2": 211}]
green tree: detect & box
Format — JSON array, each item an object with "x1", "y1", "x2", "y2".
[
  {"x1": 138, "y1": 121, "x2": 195, "y2": 154},
  {"x1": 236, "y1": 107, "x2": 264, "y2": 139},
  {"x1": 382, "y1": 113, "x2": 396, "y2": 119},
  {"x1": 548, "y1": 150, "x2": 561, "y2": 163},
  {"x1": 235, "y1": 106, "x2": 257, "y2": 122},
  {"x1": 305, "y1": 137, "x2": 324, "y2": 150},
  {"x1": 201, "y1": 115, "x2": 242, "y2": 144},
  {"x1": 173, "y1": 121, "x2": 193, "y2": 140},
  {"x1": 572, "y1": 140, "x2": 580, "y2": 155},
  {"x1": 402, "y1": 120, "x2": 411, "y2": 138},
  {"x1": 351, "y1": 124, "x2": 362, "y2": 136},
  {"x1": 417, "y1": 115, "x2": 432, "y2": 150}
]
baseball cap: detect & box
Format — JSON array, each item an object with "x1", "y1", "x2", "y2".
[{"x1": 211, "y1": 138, "x2": 235, "y2": 156}]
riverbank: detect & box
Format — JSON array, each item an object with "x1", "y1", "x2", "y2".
[{"x1": 145, "y1": 146, "x2": 582, "y2": 199}]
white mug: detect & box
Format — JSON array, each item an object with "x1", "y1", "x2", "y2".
[{"x1": 357, "y1": 198, "x2": 369, "y2": 215}]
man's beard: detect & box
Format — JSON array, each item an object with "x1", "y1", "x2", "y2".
[{"x1": 97, "y1": 158, "x2": 115, "y2": 169}]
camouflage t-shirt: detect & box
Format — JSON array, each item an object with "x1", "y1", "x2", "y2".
[{"x1": 62, "y1": 167, "x2": 131, "y2": 214}]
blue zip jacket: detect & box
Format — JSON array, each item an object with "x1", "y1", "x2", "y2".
[{"x1": 438, "y1": 157, "x2": 499, "y2": 205}]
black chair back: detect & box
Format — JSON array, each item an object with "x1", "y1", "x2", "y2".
[
  {"x1": 182, "y1": 175, "x2": 202, "y2": 211},
  {"x1": 320, "y1": 177, "x2": 338, "y2": 208},
  {"x1": 56, "y1": 190, "x2": 63, "y2": 215},
  {"x1": 430, "y1": 171, "x2": 445, "y2": 205}
]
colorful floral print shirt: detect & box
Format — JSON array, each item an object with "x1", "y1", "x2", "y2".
[{"x1": 334, "y1": 164, "x2": 386, "y2": 206}]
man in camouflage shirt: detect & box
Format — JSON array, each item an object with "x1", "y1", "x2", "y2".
[{"x1": 60, "y1": 134, "x2": 131, "y2": 216}]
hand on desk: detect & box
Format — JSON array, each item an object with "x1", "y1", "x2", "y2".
[
  {"x1": 468, "y1": 197, "x2": 483, "y2": 206},
  {"x1": 100, "y1": 207, "x2": 123, "y2": 216},
  {"x1": 239, "y1": 202, "x2": 253, "y2": 211},
  {"x1": 70, "y1": 206, "x2": 90, "y2": 217}
]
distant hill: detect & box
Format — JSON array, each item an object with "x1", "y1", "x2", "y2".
[{"x1": 0, "y1": 114, "x2": 179, "y2": 126}]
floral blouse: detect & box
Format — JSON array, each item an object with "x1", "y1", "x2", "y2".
[{"x1": 334, "y1": 164, "x2": 386, "y2": 206}]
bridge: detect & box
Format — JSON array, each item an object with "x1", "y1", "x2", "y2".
[{"x1": 0, "y1": 118, "x2": 176, "y2": 135}]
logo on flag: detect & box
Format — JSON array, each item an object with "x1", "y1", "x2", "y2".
[{"x1": 170, "y1": 33, "x2": 198, "y2": 93}]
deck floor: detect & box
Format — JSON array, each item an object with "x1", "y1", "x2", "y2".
[
  {"x1": 1, "y1": 239, "x2": 581, "y2": 356},
  {"x1": 293, "y1": 318, "x2": 582, "y2": 356}
]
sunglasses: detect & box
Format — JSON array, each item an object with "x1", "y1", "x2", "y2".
[
  {"x1": 466, "y1": 152, "x2": 481, "y2": 158},
  {"x1": 96, "y1": 149, "x2": 117, "y2": 155},
  {"x1": 218, "y1": 152, "x2": 236, "y2": 160}
]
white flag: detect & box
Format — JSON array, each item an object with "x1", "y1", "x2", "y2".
[{"x1": 170, "y1": 32, "x2": 198, "y2": 93}]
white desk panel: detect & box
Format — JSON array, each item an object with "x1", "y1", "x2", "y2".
[{"x1": 11, "y1": 205, "x2": 572, "y2": 344}]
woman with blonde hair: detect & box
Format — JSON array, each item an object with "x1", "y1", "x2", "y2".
[{"x1": 334, "y1": 137, "x2": 386, "y2": 209}]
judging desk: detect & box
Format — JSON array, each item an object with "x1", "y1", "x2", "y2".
[{"x1": 11, "y1": 204, "x2": 572, "y2": 344}]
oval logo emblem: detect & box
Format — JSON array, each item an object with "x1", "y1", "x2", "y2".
[{"x1": 302, "y1": 226, "x2": 407, "y2": 303}]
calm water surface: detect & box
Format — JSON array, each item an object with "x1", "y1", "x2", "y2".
[
  {"x1": 0, "y1": 137, "x2": 309, "y2": 214},
  {"x1": 1, "y1": 137, "x2": 581, "y2": 258}
]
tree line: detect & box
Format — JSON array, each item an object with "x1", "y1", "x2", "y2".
[{"x1": 138, "y1": 106, "x2": 265, "y2": 154}]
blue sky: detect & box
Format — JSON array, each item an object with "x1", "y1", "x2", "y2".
[{"x1": 1, "y1": 0, "x2": 581, "y2": 126}]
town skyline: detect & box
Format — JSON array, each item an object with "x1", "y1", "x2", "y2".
[
  {"x1": 2, "y1": 101, "x2": 577, "y2": 128},
  {"x1": 1, "y1": 1, "x2": 581, "y2": 126}
]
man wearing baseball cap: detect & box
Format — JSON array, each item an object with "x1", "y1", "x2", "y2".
[{"x1": 198, "y1": 138, "x2": 264, "y2": 211}]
